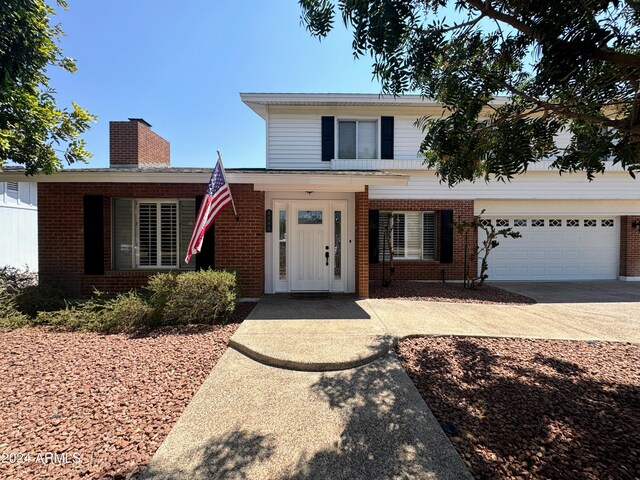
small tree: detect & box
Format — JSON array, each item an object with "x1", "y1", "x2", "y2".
[{"x1": 454, "y1": 210, "x2": 521, "y2": 289}]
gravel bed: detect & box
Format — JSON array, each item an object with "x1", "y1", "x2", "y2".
[
  {"x1": 397, "y1": 337, "x2": 640, "y2": 480},
  {"x1": 0, "y1": 303, "x2": 254, "y2": 480},
  {"x1": 370, "y1": 281, "x2": 535, "y2": 304}
]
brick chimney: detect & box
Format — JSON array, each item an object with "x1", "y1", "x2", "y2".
[{"x1": 109, "y1": 118, "x2": 170, "y2": 168}]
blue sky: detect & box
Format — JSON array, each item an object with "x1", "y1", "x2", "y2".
[{"x1": 49, "y1": 0, "x2": 383, "y2": 169}]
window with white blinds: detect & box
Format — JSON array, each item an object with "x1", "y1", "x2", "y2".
[
  {"x1": 379, "y1": 211, "x2": 436, "y2": 261},
  {"x1": 112, "y1": 199, "x2": 195, "y2": 270}
]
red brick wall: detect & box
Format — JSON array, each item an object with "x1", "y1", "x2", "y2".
[
  {"x1": 213, "y1": 184, "x2": 265, "y2": 297},
  {"x1": 38, "y1": 182, "x2": 264, "y2": 297},
  {"x1": 369, "y1": 199, "x2": 476, "y2": 283},
  {"x1": 620, "y1": 216, "x2": 640, "y2": 278},
  {"x1": 109, "y1": 120, "x2": 170, "y2": 167},
  {"x1": 355, "y1": 187, "x2": 369, "y2": 297}
]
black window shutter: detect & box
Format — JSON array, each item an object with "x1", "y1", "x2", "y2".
[
  {"x1": 321, "y1": 116, "x2": 335, "y2": 162},
  {"x1": 195, "y1": 195, "x2": 215, "y2": 270},
  {"x1": 381, "y1": 116, "x2": 394, "y2": 159},
  {"x1": 368, "y1": 209, "x2": 380, "y2": 263},
  {"x1": 439, "y1": 210, "x2": 454, "y2": 264},
  {"x1": 83, "y1": 195, "x2": 104, "y2": 275}
]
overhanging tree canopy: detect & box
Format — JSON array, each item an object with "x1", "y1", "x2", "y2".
[
  {"x1": 300, "y1": 0, "x2": 640, "y2": 185},
  {"x1": 0, "y1": 0, "x2": 95, "y2": 175}
]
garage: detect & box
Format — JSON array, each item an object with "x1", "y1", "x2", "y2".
[{"x1": 479, "y1": 216, "x2": 620, "y2": 280}]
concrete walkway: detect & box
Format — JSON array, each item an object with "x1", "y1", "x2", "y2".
[
  {"x1": 142, "y1": 349, "x2": 471, "y2": 480},
  {"x1": 231, "y1": 285, "x2": 640, "y2": 371},
  {"x1": 143, "y1": 282, "x2": 639, "y2": 479},
  {"x1": 229, "y1": 294, "x2": 393, "y2": 371},
  {"x1": 369, "y1": 298, "x2": 640, "y2": 343}
]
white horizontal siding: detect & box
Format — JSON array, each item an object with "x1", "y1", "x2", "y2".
[
  {"x1": 0, "y1": 182, "x2": 37, "y2": 209},
  {"x1": 369, "y1": 171, "x2": 640, "y2": 200},
  {"x1": 394, "y1": 115, "x2": 425, "y2": 160},
  {"x1": 265, "y1": 105, "x2": 625, "y2": 172},
  {"x1": 0, "y1": 207, "x2": 38, "y2": 270},
  {"x1": 268, "y1": 113, "x2": 326, "y2": 170}
]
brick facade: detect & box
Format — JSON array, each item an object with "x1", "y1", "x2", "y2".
[
  {"x1": 368, "y1": 199, "x2": 476, "y2": 284},
  {"x1": 109, "y1": 120, "x2": 170, "y2": 167},
  {"x1": 355, "y1": 187, "x2": 369, "y2": 297},
  {"x1": 620, "y1": 216, "x2": 640, "y2": 278},
  {"x1": 38, "y1": 182, "x2": 264, "y2": 297}
]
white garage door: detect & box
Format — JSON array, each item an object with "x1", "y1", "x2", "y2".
[{"x1": 479, "y1": 216, "x2": 619, "y2": 280}]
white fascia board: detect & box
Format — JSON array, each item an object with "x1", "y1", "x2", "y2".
[
  {"x1": 240, "y1": 92, "x2": 511, "y2": 109},
  {"x1": 0, "y1": 170, "x2": 409, "y2": 187},
  {"x1": 254, "y1": 183, "x2": 366, "y2": 192}
]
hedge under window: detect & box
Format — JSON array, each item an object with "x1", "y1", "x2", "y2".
[
  {"x1": 379, "y1": 211, "x2": 436, "y2": 261},
  {"x1": 112, "y1": 198, "x2": 196, "y2": 270}
]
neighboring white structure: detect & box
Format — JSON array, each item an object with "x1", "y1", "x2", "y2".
[
  {"x1": 242, "y1": 93, "x2": 640, "y2": 285},
  {"x1": 0, "y1": 181, "x2": 38, "y2": 271}
]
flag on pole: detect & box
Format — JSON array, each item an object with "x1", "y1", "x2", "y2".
[{"x1": 185, "y1": 153, "x2": 235, "y2": 264}]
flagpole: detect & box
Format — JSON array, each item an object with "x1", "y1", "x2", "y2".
[{"x1": 217, "y1": 150, "x2": 239, "y2": 221}]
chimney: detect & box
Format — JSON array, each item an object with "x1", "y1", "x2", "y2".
[{"x1": 109, "y1": 118, "x2": 170, "y2": 168}]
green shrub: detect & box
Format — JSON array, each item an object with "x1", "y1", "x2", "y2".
[
  {"x1": 34, "y1": 302, "x2": 102, "y2": 331},
  {"x1": 34, "y1": 291, "x2": 154, "y2": 333},
  {"x1": 0, "y1": 269, "x2": 31, "y2": 329},
  {"x1": 0, "y1": 266, "x2": 37, "y2": 292},
  {"x1": 104, "y1": 291, "x2": 155, "y2": 332},
  {"x1": 147, "y1": 269, "x2": 237, "y2": 325},
  {"x1": 0, "y1": 287, "x2": 29, "y2": 330},
  {"x1": 0, "y1": 266, "x2": 66, "y2": 317},
  {"x1": 14, "y1": 284, "x2": 68, "y2": 317}
]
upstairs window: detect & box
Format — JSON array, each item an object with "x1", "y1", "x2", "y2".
[{"x1": 338, "y1": 120, "x2": 377, "y2": 159}]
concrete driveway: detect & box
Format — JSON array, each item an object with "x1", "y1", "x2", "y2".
[
  {"x1": 367, "y1": 281, "x2": 640, "y2": 343},
  {"x1": 491, "y1": 280, "x2": 640, "y2": 303}
]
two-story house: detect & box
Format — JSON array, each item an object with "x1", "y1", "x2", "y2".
[{"x1": 2, "y1": 93, "x2": 638, "y2": 297}]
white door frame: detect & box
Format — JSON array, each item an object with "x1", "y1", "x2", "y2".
[{"x1": 272, "y1": 199, "x2": 349, "y2": 293}]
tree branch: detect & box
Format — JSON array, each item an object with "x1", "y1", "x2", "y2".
[
  {"x1": 499, "y1": 81, "x2": 640, "y2": 133},
  {"x1": 464, "y1": 0, "x2": 640, "y2": 68},
  {"x1": 437, "y1": 14, "x2": 485, "y2": 34}
]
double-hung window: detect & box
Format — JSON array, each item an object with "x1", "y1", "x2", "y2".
[
  {"x1": 338, "y1": 120, "x2": 377, "y2": 159},
  {"x1": 112, "y1": 198, "x2": 196, "y2": 270},
  {"x1": 379, "y1": 211, "x2": 436, "y2": 260}
]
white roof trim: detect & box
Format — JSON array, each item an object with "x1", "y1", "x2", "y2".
[
  {"x1": 0, "y1": 169, "x2": 409, "y2": 187},
  {"x1": 241, "y1": 92, "x2": 511, "y2": 118}
]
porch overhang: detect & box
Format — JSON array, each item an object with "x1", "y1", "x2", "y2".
[
  {"x1": 251, "y1": 171, "x2": 408, "y2": 192},
  {"x1": 0, "y1": 168, "x2": 409, "y2": 191}
]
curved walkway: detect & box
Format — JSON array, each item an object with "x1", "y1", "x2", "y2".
[
  {"x1": 229, "y1": 286, "x2": 640, "y2": 372},
  {"x1": 142, "y1": 284, "x2": 638, "y2": 480},
  {"x1": 229, "y1": 294, "x2": 394, "y2": 371}
]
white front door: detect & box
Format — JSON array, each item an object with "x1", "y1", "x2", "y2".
[{"x1": 291, "y1": 204, "x2": 331, "y2": 291}]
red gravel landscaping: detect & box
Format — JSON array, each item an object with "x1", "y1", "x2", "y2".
[
  {"x1": 0, "y1": 303, "x2": 254, "y2": 480},
  {"x1": 397, "y1": 337, "x2": 640, "y2": 480},
  {"x1": 370, "y1": 281, "x2": 535, "y2": 304}
]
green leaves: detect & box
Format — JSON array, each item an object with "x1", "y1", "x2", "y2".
[
  {"x1": 299, "y1": 0, "x2": 640, "y2": 185},
  {"x1": 0, "y1": 0, "x2": 95, "y2": 174}
]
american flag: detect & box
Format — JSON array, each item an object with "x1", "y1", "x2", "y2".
[{"x1": 185, "y1": 157, "x2": 233, "y2": 264}]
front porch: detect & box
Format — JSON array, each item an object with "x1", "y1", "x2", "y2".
[{"x1": 254, "y1": 170, "x2": 406, "y2": 297}]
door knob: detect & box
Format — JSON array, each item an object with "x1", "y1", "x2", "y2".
[{"x1": 325, "y1": 251, "x2": 329, "y2": 266}]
